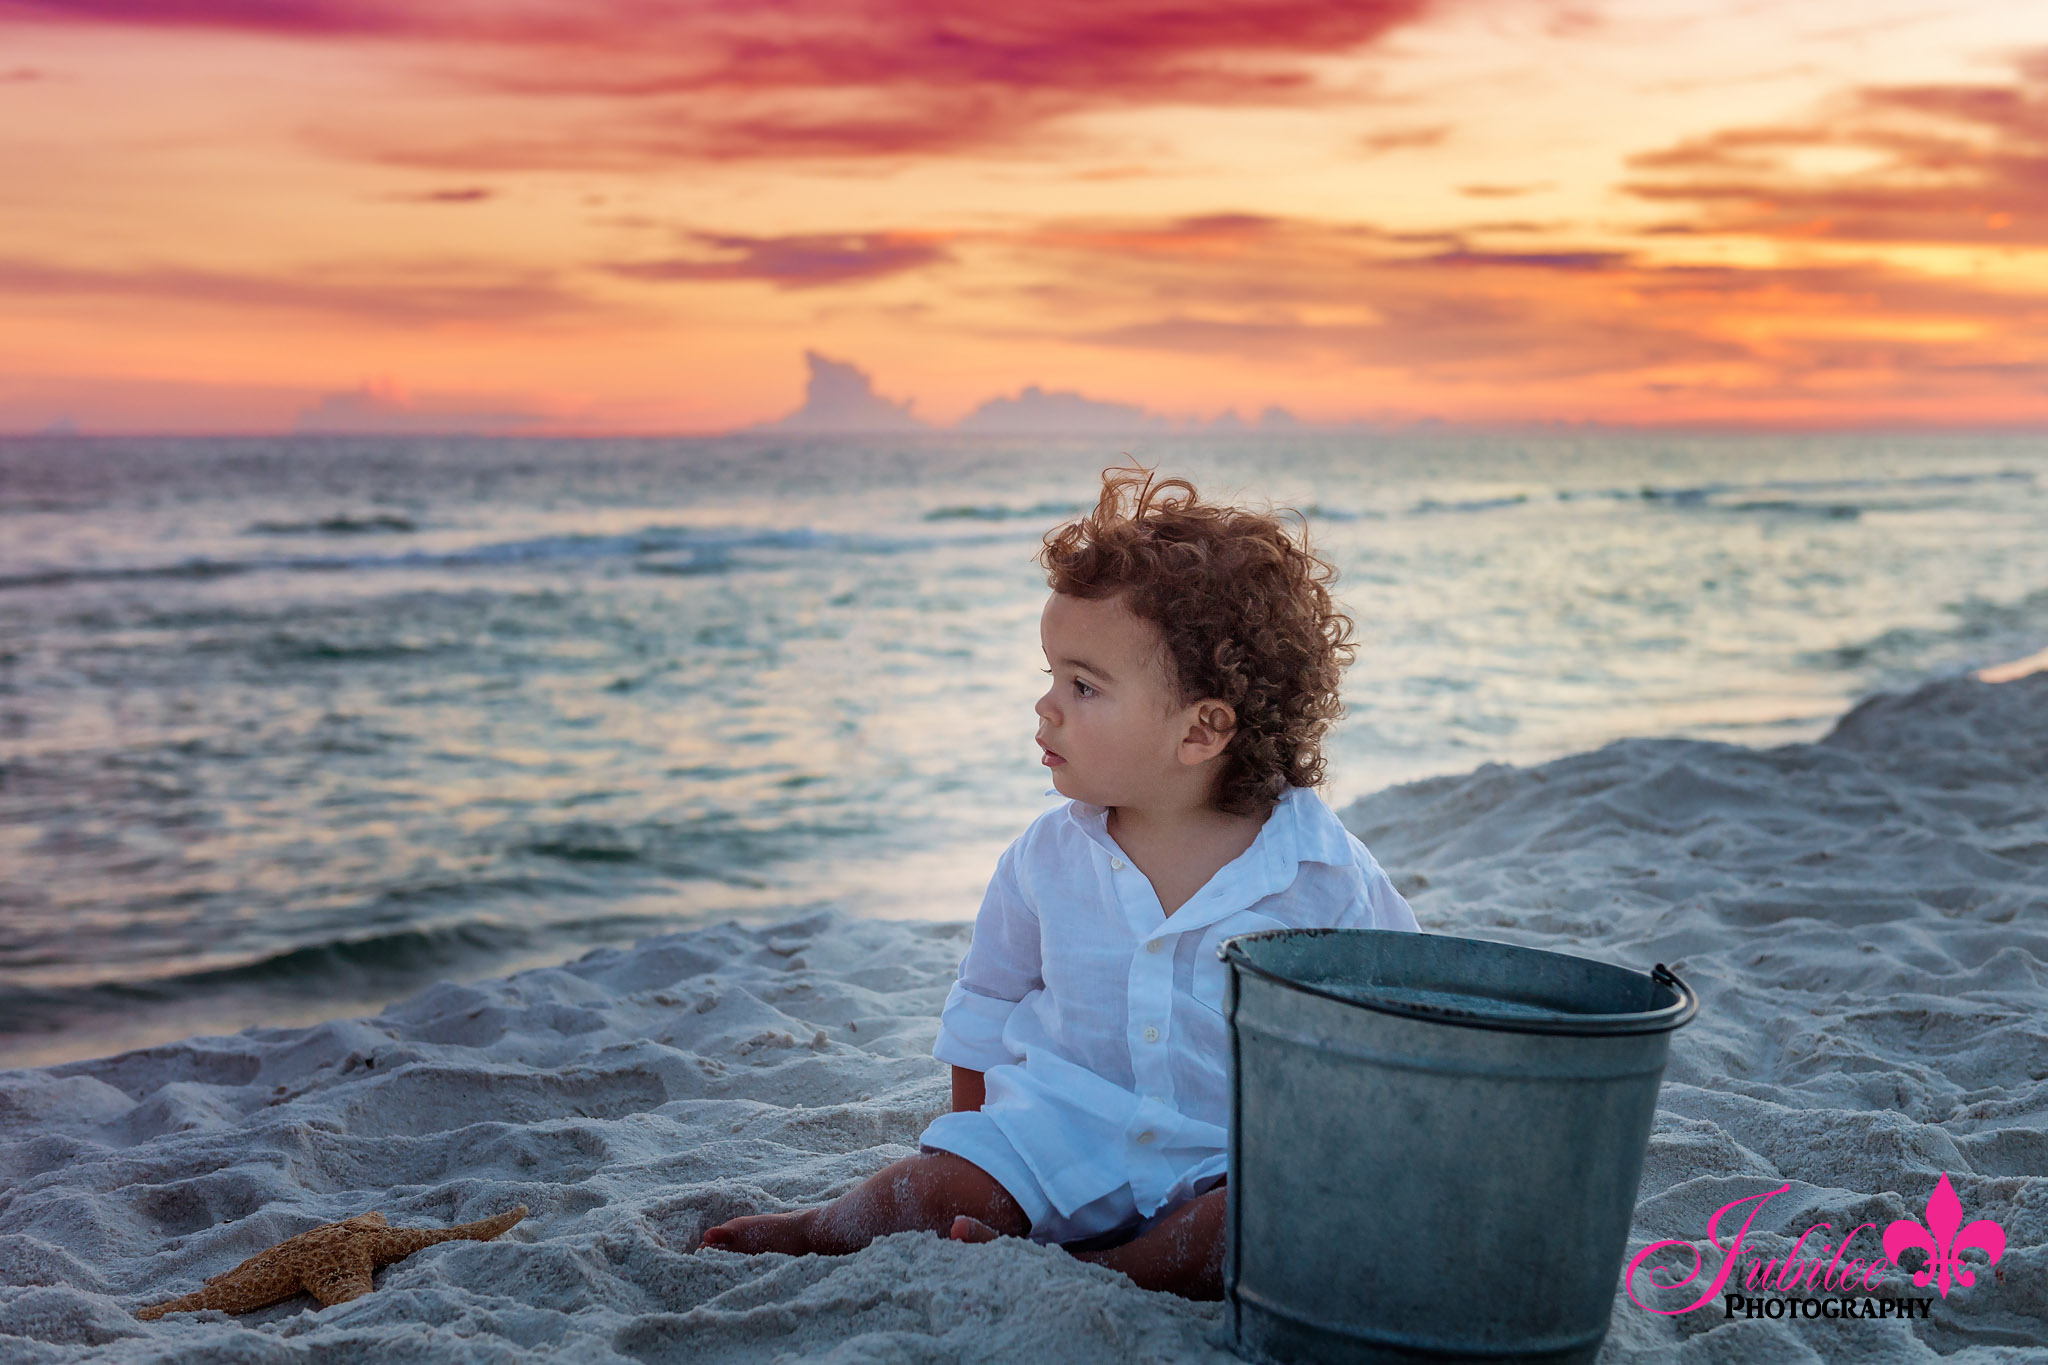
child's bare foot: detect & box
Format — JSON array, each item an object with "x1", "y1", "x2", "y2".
[
  {"x1": 698, "y1": 1206, "x2": 823, "y2": 1254},
  {"x1": 696, "y1": 1152, "x2": 1029, "y2": 1257},
  {"x1": 950, "y1": 1215, "x2": 1003, "y2": 1243}
]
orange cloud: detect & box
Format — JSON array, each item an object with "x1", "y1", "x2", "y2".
[
  {"x1": 1626, "y1": 47, "x2": 2048, "y2": 245},
  {"x1": 381, "y1": 186, "x2": 495, "y2": 203},
  {"x1": 1357, "y1": 123, "x2": 1452, "y2": 153},
  {"x1": 933, "y1": 210, "x2": 2048, "y2": 416},
  {"x1": 0, "y1": 255, "x2": 617, "y2": 325}
]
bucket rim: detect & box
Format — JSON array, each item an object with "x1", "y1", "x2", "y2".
[{"x1": 1220, "y1": 928, "x2": 1700, "y2": 1037}]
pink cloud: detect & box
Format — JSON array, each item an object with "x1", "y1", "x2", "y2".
[
  {"x1": 605, "y1": 230, "x2": 949, "y2": 289},
  {"x1": 4, "y1": 1, "x2": 401, "y2": 36},
  {"x1": 11, "y1": 0, "x2": 1441, "y2": 161}
]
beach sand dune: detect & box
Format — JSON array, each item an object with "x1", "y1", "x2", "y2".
[{"x1": 2, "y1": 674, "x2": 2042, "y2": 1362}]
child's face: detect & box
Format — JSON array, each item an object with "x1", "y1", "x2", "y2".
[{"x1": 1035, "y1": 591, "x2": 1221, "y2": 808}]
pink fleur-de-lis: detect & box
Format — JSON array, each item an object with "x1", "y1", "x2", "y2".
[{"x1": 1883, "y1": 1172, "x2": 2006, "y2": 1298}]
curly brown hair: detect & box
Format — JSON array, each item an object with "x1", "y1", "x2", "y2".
[{"x1": 1037, "y1": 463, "x2": 1359, "y2": 819}]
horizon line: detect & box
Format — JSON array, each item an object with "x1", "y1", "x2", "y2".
[{"x1": 9, "y1": 420, "x2": 2048, "y2": 440}]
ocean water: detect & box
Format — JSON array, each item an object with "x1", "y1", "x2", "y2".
[{"x1": 3, "y1": 431, "x2": 2045, "y2": 1066}]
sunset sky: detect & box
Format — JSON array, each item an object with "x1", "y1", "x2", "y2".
[{"x1": 5, "y1": 0, "x2": 2048, "y2": 433}]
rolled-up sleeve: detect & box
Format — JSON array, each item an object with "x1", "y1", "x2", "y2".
[{"x1": 932, "y1": 838, "x2": 1044, "y2": 1073}]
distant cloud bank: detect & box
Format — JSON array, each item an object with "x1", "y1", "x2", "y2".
[
  {"x1": 751, "y1": 352, "x2": 1325, "y2": 435},
  {"x1": 293, "y1": 379, "x2": 546, "y2": 434}
]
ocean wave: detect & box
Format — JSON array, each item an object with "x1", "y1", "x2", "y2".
[
  {"x1": 248, "y1": 513, "x2": 418, "y2": 535},
  {"x1": 0, "y1": 560, "x2": 250, "y2": 590},
  {"x1": 922, "y1": 499, "x2": 1087, "y2": 522},
  {"x1": 1721, "y1": 499, "x2": 1861, "y2": 519},
  {"x1": 0, "y1": 523, "x2": 916, "y2": 592},
  {"x1": 256, "y1": 634, "x2": 466, "y2": 663},
  {"x1": 1803, "y1": 583, "x2": 2048, "y2": 676},
  {"x1": 1557, "y1": 467, "x2": 2035, "y2": 516},
  {"x1": 0, "y1": 913, "x2": 675, "y2": 1036},
  {"x1": 1298, "y1": 503, "x2": 1386, "y2": 521},
  {"x1": 516, "y1": 817, "x2": 802, "y2": 886},
  {"x1": 1620, "y1": 484, "x2": 1721, "y2": 505},
  {"x1": 1408, "y1": 494, "x2": 1532, "y2": 515},
  {"x1": 633, "y1": 549, "x2": 738, "y2": 576},
  {"x1": 522, "y1": 824, "x2": 646, "y2": 865},
  {"x1": 178, "y1": 920, "x2": 538, "y2": 987},
  {"x1": 926, "y1": 497, "x2": 1396, "y2": 523}
]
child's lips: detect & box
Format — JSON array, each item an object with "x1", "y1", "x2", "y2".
[{"x1": 1039, "y1": 742, "x2": 1065, "y2": 767}]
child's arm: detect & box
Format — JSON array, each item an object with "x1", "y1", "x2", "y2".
[
  {"x1": 933, "y1": 839, "x2": 1043, "y2": 1077},
  {"x1": 950, "y1": 1066, "x2": 986, "y2": 1113}
]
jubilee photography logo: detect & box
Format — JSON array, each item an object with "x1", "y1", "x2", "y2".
[{"x1": 1627, "y1": 1172, "x2": 2006, "y2": 1322}]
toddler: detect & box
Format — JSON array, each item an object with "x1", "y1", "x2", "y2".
[{"x1": 697, "y1": 465, "x2": 1419, "y2": 1298}]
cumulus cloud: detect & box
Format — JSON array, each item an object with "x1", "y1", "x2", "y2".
[{"x1": 753, "y1": 351, "x2": 928, "y2": 432}]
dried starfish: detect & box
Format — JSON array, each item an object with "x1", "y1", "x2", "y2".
[{"x1": 136, "y1": 1205, "x2": 527, "y2": 1320}]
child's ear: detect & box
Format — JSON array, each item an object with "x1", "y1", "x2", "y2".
[{"x1": 1181, "y1": 701, "x2": 1237, "y2": 760}]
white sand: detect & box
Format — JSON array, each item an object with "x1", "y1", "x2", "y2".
[{"x1": 2, "y1": 673, "x2": 2042, "y2": 1363}]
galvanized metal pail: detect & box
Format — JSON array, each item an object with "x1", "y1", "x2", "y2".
[{"x1": 1220, "y1": 928, "x2": 1698, "y2": 1365}]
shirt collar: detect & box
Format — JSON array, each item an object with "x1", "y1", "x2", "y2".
[{"x1": 1050, "y1": 784, "x2": 1356, "y2": 930}]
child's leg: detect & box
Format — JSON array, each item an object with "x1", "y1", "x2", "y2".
[
  {"x1": 698, "y1": 1151, "x2": 1031, "y2": 1255},
  {"x1": 951, "y1": 1182, "x2": 1227, "y2": 1301},
  {"x1": 1068, "y1": 1183, "x2": 1226, "y2": 1300}
]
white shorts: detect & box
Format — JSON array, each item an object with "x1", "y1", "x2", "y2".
[{"x1": 920, "y1": 1107, "x2": 1211, "y2": 1248}]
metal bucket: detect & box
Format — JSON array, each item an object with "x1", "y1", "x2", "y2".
[{"x1": 1220, "y1": 928, "x2": 1698, "y2": 1365}]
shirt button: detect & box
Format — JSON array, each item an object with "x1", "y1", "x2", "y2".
[
  {"x1": 1142, "y1": 1025, "x2": 1160, "y2": 1043},
  {"x1": 1110, "y1": 856, "x2": 1126, "y2": 870},
  {"x1": 1145, "y1": 1094, "x2": 1163, "y2": 1105},
  {"x1": 1135, "y1": 1130, "x2": 1156, "y2": 1145},
  {"x1": 1146, "y1": 938, "x2": 1164, "y2": 953}
]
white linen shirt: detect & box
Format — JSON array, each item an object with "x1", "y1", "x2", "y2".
[{"x1": 930, "y1": 782, "x2": 1420, "y2": 1222}]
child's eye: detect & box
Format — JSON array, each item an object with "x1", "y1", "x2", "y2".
[{"x1": 1040, "y1": 667, "x2": 1094, "y2": 698}]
